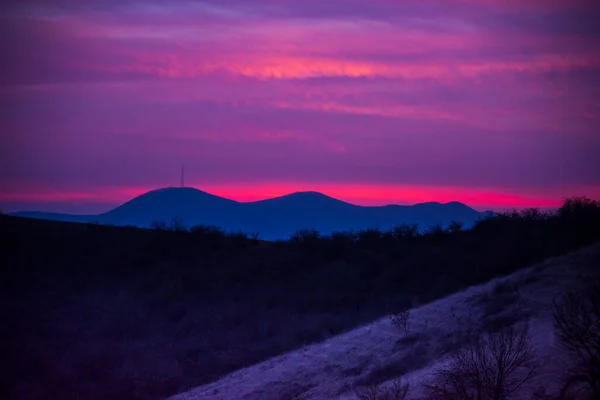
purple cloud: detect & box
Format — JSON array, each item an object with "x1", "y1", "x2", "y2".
[{"x1": 0, "y1": 0, "x2": 599, "y2": 212}]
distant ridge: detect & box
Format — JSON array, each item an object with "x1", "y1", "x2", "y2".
[{"x1": 10, "y1": 187, "x2": 490, "y2": 240}]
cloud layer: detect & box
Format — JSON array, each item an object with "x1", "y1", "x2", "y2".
[{"x1": 1, "y1": 0, "x2": 599, "y2": 212}]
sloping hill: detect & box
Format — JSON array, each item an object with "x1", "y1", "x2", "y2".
[
  {"x1": 9, "y1": 187, "x2": 489, "y2": 239},
  {"x1": 3, "y1": 202, "x2": 599, "y2": 400},
  {"x1": 10, "y1": 187, "x2": 240, "y2": 227},
  {"x1": 168, "y1": 242, "x2": 600, "y2": 400},
  {"x1": 99, "y1": 187, "x2": 240, "y2": 227}
]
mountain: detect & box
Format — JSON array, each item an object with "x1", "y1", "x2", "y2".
[
  {"x1": 10, "y1": 187, "x2": 489, "y2": 239},
  {"x1": 99, "y1": 187, "x2": 240, "y2": 227}
]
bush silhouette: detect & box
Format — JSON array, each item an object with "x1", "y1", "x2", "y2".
[
  {"x1": 390, "y1": 309, "x2": 411, "y2": 336},
  {"x1": 290, "y1": 228, "x2": 321, "y2": 244},
  {"x1": 150, "y1": 220, "x2": 167, "y2": 230},
  {"x1": 446, "y1": 220, "x2": 464, "y2": 234},
  {"x1": 354, "y1": 377, "x2": 410, "y2": 400},
  {"x1": 425, "y1": 323, "x2": 537, "y2": 400},
  {"x1": 392, "y1": 224, "x2": 420, "y2": 241},
  {"x1": 553, "y1": 282, "x2": 600, "y2": 399}
]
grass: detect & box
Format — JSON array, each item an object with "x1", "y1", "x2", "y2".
[
  {"x1": 169, "y1": 242, "x2": 600, "y2": 400},
  {"x1": 1, "y1": 197, "x2": 600, "y2": 400}
]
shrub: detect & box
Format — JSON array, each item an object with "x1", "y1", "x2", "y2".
[
  {"x1": 329, "y1": 230, "x2": 356, "y2": 244},
  {"x1": 356, "y1": 229, "x2": 385, "y2": 248},
  {"x1": 425, "y1": 323, "x2": 537, "y2": 400},
  {"x1": 387, "y1": 376, "x2": 411, "y2": 400},
  {"x1": 521, "y1": 207, "x2": 545, "y2": 221},
  {"x1": 355, "y1": 383, "x2": 385, "y2": 400},
  {"x1": 390, "y1": 309, "x2": 411, "y2": 336},
  {"x1": 354, "y1": 377, "x2": 410, "y2": 400},
  {"x1": 248, "y1": 232, "x2": 260, "y2": 241},
  {"x1": 150, "y1": 220, "x2": 167, "y2": 230},
  {"x1": 552, "y1": 282, "x2": 600, "y2": 399},
  {"x1": 189, "y1": 224, "x2": 223, "y2": 235},
  {"x1": 290, "y1": 228, "x2": 320, "y2": 244},
  {"x1": 424, "y1": 224, "x2": 447, "y2": 244},
  {"x1": 392, "y1": 224, "x2": 420, "y2": 241},
  {"x1": 170, "y1": 216, "x2": 186, "y2": 232},
  {"x1": 424, "y1": 224, "x2": 445, "y2": 237},
  {"x1": 446, "y1": 221, "x2": 464, "y2": 234},
  {"x1": 557, "y1": 197, "x2": 600, "y2": 219}
]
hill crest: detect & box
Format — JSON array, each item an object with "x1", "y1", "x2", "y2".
[{"x1": 9, "y1": 187, "x2": 486, "y2": 239}]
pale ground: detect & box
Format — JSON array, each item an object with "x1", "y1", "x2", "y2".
[{"x1": 168, "y1": 242, "x2": 600, "y2": 400}]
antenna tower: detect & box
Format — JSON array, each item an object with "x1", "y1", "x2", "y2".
[{"x1": 180, "y1": 164, "x2": 185, "y2": 187}]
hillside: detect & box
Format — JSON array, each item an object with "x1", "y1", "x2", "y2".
[
  {"x1": 9, "y1": 187, "x2": 488, "y2": 239},
  {"x1": 2, "y1": 197, "x2": 599, "y2": 400},
  {"x1": 168, "y1": 242, "x2": 600, "y2": 400}
]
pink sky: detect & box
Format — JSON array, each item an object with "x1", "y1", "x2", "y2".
[{"x1": 1, "y1": 0, "x2": 599, "y2": 213}]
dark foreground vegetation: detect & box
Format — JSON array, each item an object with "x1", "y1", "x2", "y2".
[{"x1": 1, "y1": 197, "x2": 600, "y2": 400}]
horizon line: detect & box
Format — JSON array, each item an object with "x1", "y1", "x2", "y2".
[{"x1": 2, "y1": 184, "x2": 572, "y2": 215}]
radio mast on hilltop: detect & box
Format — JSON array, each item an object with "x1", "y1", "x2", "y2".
[{"x1": 180, "y1": 164, "x2": 185, "y2": 187}]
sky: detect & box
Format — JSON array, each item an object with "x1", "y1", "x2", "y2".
[{"x1": 1, "y1": 0, "x2": 599, "y2": 213}]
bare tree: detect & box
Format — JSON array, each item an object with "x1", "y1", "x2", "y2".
[
  {"x1": 425, "y1": 323, "x2": 537, "y2": 400},
  {"x1": 391, "y1": 309, "x2": 411, "y2": 336},
  {"x1": 355, "y1": 377, "x2": 410, "y2": 400},
  {"x1": 355, "y1": 382, "x2": 385, "y2": 400},
  {"x1": 170, "y1": 216, "x2": 186, "y2": 231},
  {"x1": 388, "y1": 377, "x2": 410, "y2": 400},
  {"x1": 447, "y1": 221, "x2": 465, "y2": 234},
  {"x1": 553, "y1": 282, "x2": 600, "y2": 400},
  {"x1": 392, "y1": 224, "x2": 420, "y2": 241},
  {"x1": 150, "y1": 220, "x2": 167, "y2": 230}
]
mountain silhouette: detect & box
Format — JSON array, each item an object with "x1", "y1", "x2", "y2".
[
  {"x1": 100, "y1": 187, "x2": 239, "y2": 226},
  {"x1": 10, "y1": 187, "x2": 490, "y2": 239}
]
